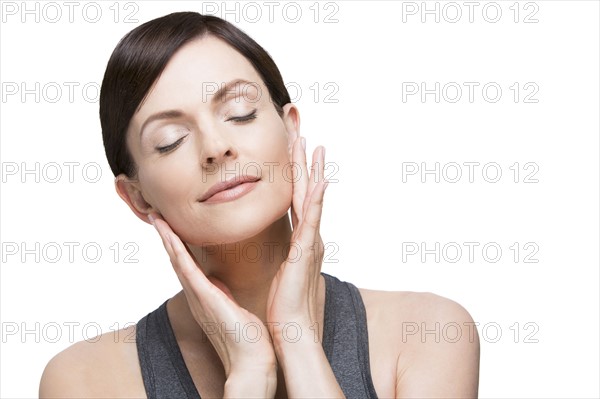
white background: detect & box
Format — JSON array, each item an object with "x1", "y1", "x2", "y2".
[{"x1": 1, "y1": 1, "x2": 598, "y2": 397}]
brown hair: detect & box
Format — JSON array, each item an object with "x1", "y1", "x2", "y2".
[{"x1": 100, "y1": 12, "x2": 291, "y2": 177}]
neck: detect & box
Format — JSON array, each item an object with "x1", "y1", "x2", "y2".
[{"x1": 187, "y1": 213, "x2": 292, "y2": 322}]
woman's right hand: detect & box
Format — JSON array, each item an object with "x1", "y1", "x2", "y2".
[{"x1": 148, "y1": 213, "x2": 277, "y2": 397}]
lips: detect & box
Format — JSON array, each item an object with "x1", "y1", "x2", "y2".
[{"x1": 199, "y1": 175, "x2": 261, "y2": 202}]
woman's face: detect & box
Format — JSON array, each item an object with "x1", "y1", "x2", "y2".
[{"x1": 121, "y1": 35, "x2": 298, "y2": 245}]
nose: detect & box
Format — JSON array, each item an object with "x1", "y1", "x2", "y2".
[{"x1": 199, "y1": 126, "x2": 238, "y2": 167}]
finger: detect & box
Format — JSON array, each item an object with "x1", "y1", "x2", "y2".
[
  {"x1": 157, "y1": 222, "x2": 239, "y2": 320},
  {"x1": 149, "y1": 213, "x2": 173, "y2": 254},
  {"x1": 298, "y1": 179, "x2": 328, "y2": 244},
  {"x1": 302, "y1": 146, "x2": 326, "y2": 220},
  {"x1": 291, "y1": 135, "x2": 309, "y2": 226},
  {"x1": 285, "y1": 180, "x2": 328, "y2": 292},
  {"x1": 149, "y1": 214, "x2": 215, "y2": 296}
]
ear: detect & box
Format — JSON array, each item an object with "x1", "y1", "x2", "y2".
[
  {"x1": 114, "y1": 174, "x2": 158, "y2": 225},
  {"x1": 281, "y1": 103, "x2": 300, "y2": 157}
]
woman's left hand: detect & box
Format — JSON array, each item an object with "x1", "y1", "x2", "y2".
[
  {"x1": 266, "y1": 135, "x2": 329, "y2": 344},
  {"x1": 265, "y1": 137, "x2": 345, "y2": 398}
]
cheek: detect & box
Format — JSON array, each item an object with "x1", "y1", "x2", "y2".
[
  {"x1": 254, "y1": 114, "x2": 291, "y2": 164},
  {"x1": 257, "y1": 122, "x2": 294, "y2": 196},
  {"x1": 137, "y1": 155, "x2": 199, "y2": 214},
  {"x1": 270, "y1": 145, "x2": 295, "y2": 217},
  {"x1": 260, "y1": 116, "x2": 294, "y2": 207},
  {"x1": 127, "y1": 133, "x2": 198, "y2": 214}
]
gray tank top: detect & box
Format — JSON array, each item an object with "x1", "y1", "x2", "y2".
[{"x1": 136, "y1": 272, "x2": 379, "y2": 398}]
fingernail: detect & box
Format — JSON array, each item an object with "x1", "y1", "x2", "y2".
[
  {"x1": 301, "y1": 137, "x2": 306, "y2": 150},
  {"x1": 148, "y1": 214, "x2": 155, "y2": 225},
  {"x1": 322, "y1": 146, "x2": 326, "y2": 158}
]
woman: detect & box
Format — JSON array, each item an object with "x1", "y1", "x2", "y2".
[{"x1": 40, "y1": 12, "x2": 479, "y2": 398}]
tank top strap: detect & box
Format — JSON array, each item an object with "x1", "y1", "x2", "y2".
[
  {"x1": 136, "y1": 300, "x2": 200, "y2": 398},
  {"x1": 321, "y1": 272, "x2": 379, "y2": 398}
]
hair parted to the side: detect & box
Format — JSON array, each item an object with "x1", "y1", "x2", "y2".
[{"x1": 100, "y1": 12, "x2": 292, "y2": 177}]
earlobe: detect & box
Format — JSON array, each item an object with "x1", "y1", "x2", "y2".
[
  {"x1": 282, "y1": 103, "x2": 301, "y2": 155},
  {"x1": 114, "y1": 174, "x2": 156, "y2": 224}
]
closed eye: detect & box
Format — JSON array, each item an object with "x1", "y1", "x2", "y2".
[
  {"x1": 156, "y1": 135, "x2": 187, "y2": 154},
  {"x1": 226, "y1": 109, "x2": 257, "y2": 123}
]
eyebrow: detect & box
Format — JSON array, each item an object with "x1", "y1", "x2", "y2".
[{"x1": 138, "y1": 78, "x2": 257, "y2": 138}]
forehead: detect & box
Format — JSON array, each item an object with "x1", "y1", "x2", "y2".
[{"x1": 133, "y1": 35, "x2": 263, "y2": 121}]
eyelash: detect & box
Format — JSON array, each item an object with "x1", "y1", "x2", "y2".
[
  {"x1": 226, "y1": 109, "x2": 258, "y2": 123},
  {"x1": 156, "y1": 136, "x2": 187, "y2": 154},
  {"x1": 155, "y1": 110, "x2": 258, "y2": 154}
]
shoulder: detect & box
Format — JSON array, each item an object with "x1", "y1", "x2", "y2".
[
  {"x1": 39, "y1": 325, "x2": 146, "y2": 398},
  {"x1": 359, "y1": 288, "x2": 478, "y2": 332},
  {"x1": 358, "y1": 287, "x2": 480, "y2": 397},
  {"x1": 358, "y1": 287, "x2": 479, "y2": 341}
]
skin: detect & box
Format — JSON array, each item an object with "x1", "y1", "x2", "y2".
[{"x1": 39, "y1": 35, "x2": 480, "y2": 398}]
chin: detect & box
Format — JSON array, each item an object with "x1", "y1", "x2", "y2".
[{"x1": 176, "y1": 191, "x2": 292, "y2": 247}]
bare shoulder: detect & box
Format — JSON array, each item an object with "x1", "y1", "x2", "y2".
[
  {"x1": 358, "y1": 287, "x2": 478, "y2": 330},
  {"x1": 358, "y1": 287, "x2": 480, "y2": 398},
  {"x1": 39, "y1": 325, "x2": 146, "y2": 398}
]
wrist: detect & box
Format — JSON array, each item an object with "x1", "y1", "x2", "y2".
[
  {"x1": 224, "y1": 367, "x2": 277, "y2": 398},
  {"x1": 269, "y1": 319, "x2": 321, "y2": 347},
  {"x1": 274, "y1": 335, "x2": 324, "y2": 368},
  {"x1": 272, "y1": 341, "x2": 346, "y2": 398}
]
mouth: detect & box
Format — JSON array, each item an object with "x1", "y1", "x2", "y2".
[{"x1": 199, "y1": 175, "x2": 261, "y2": 204}]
